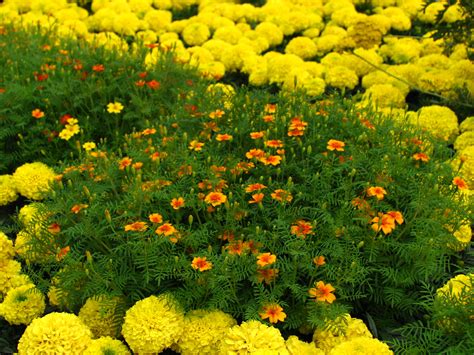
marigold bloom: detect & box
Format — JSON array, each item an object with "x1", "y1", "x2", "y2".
[
  {"x1": 249, "y1": 193, "x2": 264, "y2": 204},
  {"x1": 313, "y1": 256, "x2": 326, "y2": 266},
  {"x1": 191, "y1": 257, "x2": 213, "y2": 271},
  {"x1": 171, "y1": 197, "x2": 185, "y2": 210},
  {"x1": 71, "y1": 204, "x2": 88, "y2": 214},
  {"x1": 32, "y1": 109, "x2": 45, "y2": 119},
  {"x1": 142, "y1": 128, "x2": 156, "y2": 136},
  {"x1": 48, "y1": 223, "x2": 61, "y2": 234},
  {"x1": 132, "y1": 162, "x2": 143, "y2": 170},
  {"x1": 264, "y1": 104, "x2": 277, "y2": 113},
  {"x1": 327, "y1": 139, "x2": 345, "y2": 151},
  {"x1": 216, "y1": 133, "x2": 233, "y2": 142},
  {"x1": 245, "y1": 183, "x2": 267, "y2": 193},
  {"x1": 413, "y1": 152, "x2": 429, "y2": 162},
  {"x1": 291, "y1": 220, "x2": 314, "y2": 238},
  {"x1": 371, "y1": 213, "x2": 396, "y2": 234},
  {"x1": 271, "y1": 189, "x2": 293, "y2": 203},
  {"x1": 119, "y1": 157, "x2": 132, "y2": 170},
  {"x1": 82, "y1": 142, "x2": 96, "y2": 151},
  {"x1": 259, "y1": 155, "x2": 281, "y2": 166},
  {"x1": 155, "y1": 223, "x2": 177, "y2": 236},
  {"x1": 250, "y1": 131, "x2": 265, "y2": 139},
  {"x1": 263, "y1": 115, "x2": 275, "y2": 122},
  {"x1": 107, "y1": 102, "x2": 124, "y2": 114},
  {"x1": 147, "y1": 80, "x2": 160, "y2": 90},
  {"x1": 289, "y1": 117, "x2": 308, "y2": 130},
  {"x1": 265, "y1": 140, "x2": 284, "y2": 148},
  {"x1": 257, "y1": 253, "x2": 277, "y2": 267},
  {"x1": 367, "y1": 186, "x2": 387, "y2": 200},
  {"x1": 309, "y1": 281, "x2": 336, "y2": 303},
  {"x1": 204, "y1": 192, "x2": 227, "y2": 207},
  {"x1": 149, "y1": 213, "x2": 163, "y2": 223},
  {"x1": 125, "y1": 221, "x2": 148, "y2": 232},
  {"x1": 386, "y1": 211, "x2": 404, "y2": 225},
  {"x1": 256, "y1": 268, "x2": 279, "y2": 284},
  {"x1": 209, "y1": 110, "x2": 225, "y2": 119},
  {"x1": 259, "y1": 304, "x2": 286, "y2": 324},
  {"x1": 56, "y1": 246, "x2": 70, "y2": 261},
  {"x1": 453, "y1": 177, "x2": 468, "y2": 189},
  {"x1": 189, "y1": 140, "x2": 205, "y2": 151},
  {"x1": 226, "y1": 240, "x2": 247, "y2": 255},
  {"x1": 246, "y1": 149, "x2": 265, "y2": 159},
  {"x1": 288, "y1": 129, "x2": 304, "y2": 137},
  {"x1": 92, "y1": 64, "x2": 104, "y2": 72}
]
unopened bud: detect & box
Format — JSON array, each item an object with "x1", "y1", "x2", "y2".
[
  {"x1": 188, "y1": 215, "x2": 193, "y2": 225},
  {"x1": 82, "y1": 186, "x2": 91, "y2": 198},
  {"x1": 104, "y1": 209, "x2": 112, "y2": 223}
]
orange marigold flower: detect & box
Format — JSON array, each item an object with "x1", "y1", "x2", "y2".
[
  {"x1": 48, "y1": 223, "x2": 61, "y2": 234},
  {"x1": 189, "y1": 140, "x2": 205, "y2": 151},
  {"x1": 271, "y1": 189, "x2": 293, "y2": 203},
  {"x1": 360, "y1": 118, "x2": 375, "y2": 130},
  {"x1": 309, "y1": 281, "x2": 336, "y2": 304},
  {"x1": 209, "y1": 109, "x2": 225, "y2": 119},
  {"x1": 216, "y1": 133, "x2": 233, "y2": 142},
  {"x1": 351, "y1": 197, "x2": 371, "y2": 211},
  {"x1": 371, "y1": 213, "x2": 396, "y2": 234},
  {"x1": 259, "y1": 304, "x2": 287, "y2": 324},
  {"x1": 191, "y1": 257, "x2": 213, "y2": 271},
  {"x1": 150, "y1": 152, "x2": 162, "y2": 161},
  {"x1": 413, "y1": 152, "x2": 429, "y2": 162},
  {"x1": 71, "y1": 204, "x2": 88, "y2": 214},
  {"x1": 245, "y1": 183, "x2": 267, "y2": 193},
  {"x1": 226, "y1": 240, "x2": 247, "y2": 255},
  {"x1": 313, "y1": 256, "x2": 326, "y2": 266},
  {"x1": 291, "y1": 220, "x2": 314, "y2": 238},
  {"x1": 263, "y1": 114, "x2": 275, "y2": 123},
  {"x1": 256, "y1": 268, "x2": 279, "y2": 284},
  {"x1": 125, "y1": 221, "x2": 148, "y2": 232},
  {"x1": 259, "y1": 155, "x2": 281, "y2": 166},
  {"x1": 257, "y1": 252, "x2": 276, "y2": 267},
  {"x1": 171, "y1": 197, "x2": 185, "y2": 210},
  {"x1": 135, "y1": 80, "x2": 146, "y2": 87},
  {"x1": 250, "y1": 131, "x2": 265, "y2": 139},
  {"x1": 386, "y1": 211, "x2": 404, "y2": 225},
  {"x1": 204, "y1": 192, "x2": 227, "y2": 207},
  {"x1": 288, "y1": 128, "x2": 304, "y2": 137},
  {"x1": 155, "y1": 223, "x2": 177, "y2": 236},
  {"x1": 92, "y1": 64, "x2": 104, "y2": 72},
  {"x1": 265, "y1": 140, "x2": 284, "y2": 148},
  {"x1": 149, "y1": 213, "x2": 163, "y2": 223},
  {"x1": 132, "y1": 162, "x2": 143, "y2": 170},
  {"x1": 367, "y1": 186, "x2": 387, "y2": 200},
  {"x1": 32, "y1": 109, "x2": 45, "y2": 119},
  {"x1": 142, "y1": 128, "x2": 156, "y2": 136},
  {"x1": 147, "y1": 80, "x2": 160, "y2": 90},
  {"x1": 249, "y1": 193, "x2": 264, "y2": 204},
  {"x1": 246, "y1": 149, "x2": 266, "y2": 159},
  {"x1": 119, "y1": 157, "x2": 132, "y2": 170},
  {"x1": 264, "y1": 104, "x2": 277, "y2": 114},
  {"x1": 327, "y1": 139, "x2": 345, "y2": 151},
  {"x1": 56, "y1": 246, "x2": 70, "y2": 261},
  {"x1": 289, "y1": 117, "x2": 308, "y2": 130},
  {"x1": 453, "y1": 177, "x2": 468, "y2": 190}
]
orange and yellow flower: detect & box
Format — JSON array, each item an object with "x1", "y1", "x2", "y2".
[
  {"x1": 313, "y1": 256, "x2": 326, "y2": 266},
  {"x1": 119, "y1": 157, "x2": 132, "y2": 170},
  {"x1": 271, "y1": 189, "x2": 293, "y2": 203},
  {"x1": 245, "y1": 183, "x2": 267, "y2": 193},
  {"x1": 216, "y1": 133, "x2": 233, "y2": 142},
  {"x1": 124, "y1": 221, "x2": 148, "y2": 232},
  {"x1": 371, "y1": 213, "x2": 396, "y2": 234},
  {"x1": 250, "y1": 131, "x2": 265, "y2": 139},
  {"x1": 413, "y1": 152, "x2": 429, "y2": 162},
  {"x1": 309, "y1": 281, "x2": 336, "y2": 303},
  {"x1": 209, "y1": 109, "x2": 225, "y2": 119},
  {"x1": 155, "y1": 223, "x2": 177, "y2": 236},
  {"x1": 249, "y1": 193, "x2": 264, "y2": 204},
  {"x1": 453, "y1": 177, "x2": 468, "y2": 189},
  {"x1": 367, "y1": 186, "x2": 387, "y2": 200},
  {"x1": 191, "y1": 257, "x2": 213, "y2": 271},
  {"x1": 171, "y1": 197, "x2": 185, "y2": 210},
  {"x1": 149, "y1": 213, "x2": 163, "y2": 223},
  {"x1": 189, "y1": 140, "x2": 205, "y2": 151},
  {"x1": 291, "y1": 220, "x2": 314, "y2": 238},
  {"x1": 246, "y1": 149, "x2": 265, "y2": 159},
  {"x1": 257, "y1": 252, "x2": 277, "y2": 267},
  {"x1": 204, "y1": 192, "x2": 227, "y2": 207},
  {"x1": 32, "y1": 109, "x2": 45, "y2": 119},
  {"x1": 327, "y1": 139, "x2": 345, "y2": 151},
  {"x1": 265, "y1": 140, "x2": 284, "y2": 148},
  {"x1": 71, "y1": 204, "x2": 88, "y2": 214},
  {"x1": 259, "y1": 155, "x2": 282, "y2": 166},
  {"x1": 256, "y1": 268, "x2": 279, "y2": 284},
  {"x1": 259, "y1": 304, "x2": 287, "y2": 324}
]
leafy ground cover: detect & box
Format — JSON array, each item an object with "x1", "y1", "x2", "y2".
[{"x1": 0, "y1": 0, "x2": 473, "y2": 354}]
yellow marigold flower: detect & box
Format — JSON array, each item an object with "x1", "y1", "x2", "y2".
[
  {"x1": 82, "y1": 142, "x2": 96, "y2": 151},
  {"x1": 17, "y1": 312, "x2": 92, "y2": 354},
  {"x1": 79, "y1": 296, "x2": 123, "y2": 338},
  {"x1": 0, "y1": 284, "x2": 45, "y2": 325},
  {"x1": 286, "y1": 335, "x2": 323, "y2": 355},
  {"x1": 0, "y1": 174, "x2": 18, "y2": 206},
  {"x1": 12, "y1": 162, "x2": 56, "y2": 200},
  {"x1": 257, "y1": 252, "x2": 277, "y2": 267},
  {"x1": 182, "y1": 22, "x2": 210, "y2": 46},
  {"x1": 285, "y1": 37, "x2": 318, "y2": 60},
  {"x1": 327, "y1": 139, "x2": 345, "y2": 151},
  {"x1": 460, "y1": 116, "x2": 474, "y2": 133},
  {"x1": 204, "y1": 191, "x2": 227, "y2": 207},
  {"x1": 361, "y1": 84, "x2": 406, "y2": 109},
  {"x1": 410, "y1": 105, "x2": 459, "y2": 143},
  {"x1": 121, "y1": 295, "x2": 184, "y2": 353},
  {"x1": 367, "y1": 186, "x2": 387, "y2": 200},
  {"x1": 0, "y1": 231, "x2": 15, "y2": 260},
  {"x1": 107, "y1": 102, "x2": 124, "y2": 114},
  {"x1": 174, "y1": 309, "x2": 236, "y2": 354},
  {"x1": 59, "y1": 123, "x2": 80, "y2": 141},
  {"x1": 436, "y1": 274, "x2": 473, "y2": 305},
  {"x1": 454, "y1": 131, "x2": 474, "y2": 152},
  {"x1": 313, "y1": 314, "x2": 372, "y2": 352},
  {"x1": 447, "y1": 224, "x2": 472, "y2": 252},
  {"x1": 84, "y1": 336, "x2": 130, "y2": 355},
  {"x1": 325, "y1": 66, "x2": 359, "y2": 90},
  {"x1": 189, "y1": 140, "x2": 205, "y2": 151},
  {"x1": 219, "y1": 320, "x2": 287, "y2": 353},
  {"x1": 328, "y1": 336, "x2": 393, "y2": 354}
]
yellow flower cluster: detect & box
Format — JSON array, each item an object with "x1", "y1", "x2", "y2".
[
  {"x1": 286, "y1": 335, "x2": 323, "y2": 354},
  {"x1": 17, "y1": 312, "x2": 93, "y2": 354},
  {"x1": 219, "y1": 320, "x2": 288, "y2": 353},
  {"x1": 121, "y1": 294, "x2": 184, "y2": 353},
  {"x1": 0, "y1": 284, "x2": 45, "y2": 325},
  {"x1": 59, "y1": 117, "x2": 81, "y2": 140},
  {"x1": 313, "y1": 314, "x2": 372, "y2": 352},
  {"x1": 12, "y1": 162, "x2": 56, "y2": 200},
  {"x1": 0, "y1": 175, "x2": 18, "y2": 206},
  {"x1": 174, "y1": 309, "x2": 236, "y2": 354},
  {"x1": 436, "y1": 274, "x2": 473, "y2": 305},
  {"x1": 410, "y1": 105, "x2": 459, "y2": 143},
  {"x1": 84, "y1": 336, "x2": 130, "y2": 355},
  {"x1": 328, "y1": 336, "x2": 393, "y2": 354},
  {"x1": 0, "y1": 231, "x2": 15, "y2": 261},
  {"x1": 78, "y1": 295, "x2": 123, "y2": 338}
]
